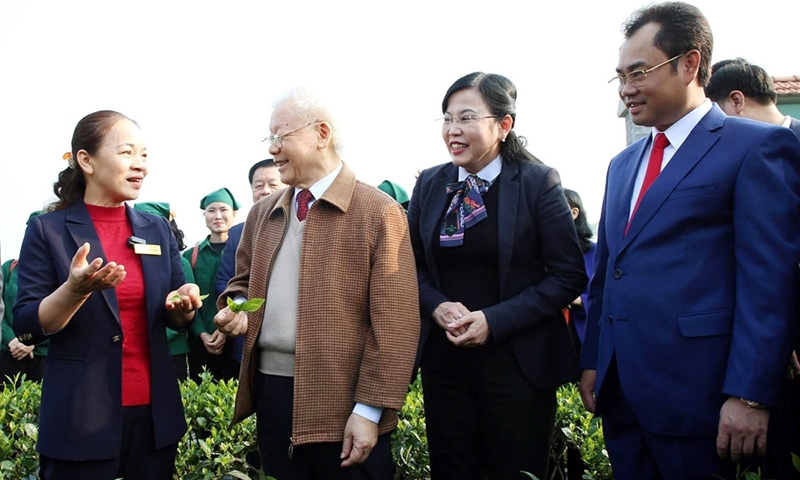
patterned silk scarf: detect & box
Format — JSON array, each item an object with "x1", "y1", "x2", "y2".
[{"x1": 440, "y1": 174, "x2": 490, "y2": 247}]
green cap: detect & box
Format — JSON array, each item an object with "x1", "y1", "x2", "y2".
[
  {"x1": 377, "y1": 180, "x2": 410, "y2": 209},
  {"x1": 200, "y1": 187, "x2": 241, "y2": 210},
  {"x1": 26, "y1": 210, "x2": 44, "y2": 225},
  {"x1": 134, "y1": 202, "x2": 171, "y2": 220}
]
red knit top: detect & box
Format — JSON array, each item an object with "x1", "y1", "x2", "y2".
[{"x1": 86, "y1": 204, "x2": 151, "y2": 406}]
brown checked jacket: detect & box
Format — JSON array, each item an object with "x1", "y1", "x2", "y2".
[{"x1": 219, "y1": 163, "x2": 420, "y2": 445}]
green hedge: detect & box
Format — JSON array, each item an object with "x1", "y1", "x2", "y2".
[{"x1": 0, "y1": 373, "x2": 614, "y2": 479}]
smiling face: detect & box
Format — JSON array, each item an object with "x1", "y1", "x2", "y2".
[
  {"x1": 79, "y1": 118, "x2": 148, "y2": 207},
  {"x1": 268, "y1": 100, "x2": 330, "y2": 189},
  {"x1": 617, "y1": 22, "x2": 692, "y2": 131},
  {"x1": 204, "y1": 201, "x2": 235, "y2": 239},
  {"x1": 441, "y1": 88, "x2": 505, "y2": 174}
]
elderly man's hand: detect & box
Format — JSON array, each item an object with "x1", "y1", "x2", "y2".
[
  {"x1": 340, "y1": 413, "x2": 378, "y2": 467},
  {"x1": 214, "y1": 306, "x2": 248, "y2": 336}
]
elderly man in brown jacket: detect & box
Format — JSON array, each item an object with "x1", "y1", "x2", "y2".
[{"x1": 215, "y1": 86, "x2": 419, "y2": 480}]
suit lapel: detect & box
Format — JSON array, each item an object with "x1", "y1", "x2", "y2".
[
  {"x1": 129, "y1": 206, "x2": 160, "y2": 329},
  {"x1": 611, "y1": 140, "x2": 648, "y2": 251},
  {"x1": 421, "y1": 164, "x2": 457, "y2": 288},
  {"x1": 495, "y1": 160, "x2": 519, "y2": 294},
  {"x1": 65, "y1": 202, "x2": 121, "y2": 325},
  {"x1": 621, "y1": 107, "x2": 724, "y2": 251}
]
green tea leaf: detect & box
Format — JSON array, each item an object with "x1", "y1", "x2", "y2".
[
  {"x1": 226, "y1": 297, "x2": 265, "y2": 313},
  {"x1": 199, "y1": 293, "x2": 209, "y2": 301},
  {"x1": 170, "y1": 294, "x2": 181, "y2": 301},
  {"x1": 238, "y1": 298, "x2": 265, "y2": 312}
]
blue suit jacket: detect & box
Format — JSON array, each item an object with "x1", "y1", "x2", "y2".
[
  {"x1": 216, "y1": 221, "x2": 244, "y2": 362},
  {"x1": 581, "y1": 105, "x2": 800, "y2": 437},
  {"x1": 409, "y1": 158, "x2": 587, "y2": 389},
  {"x1": 13, "y1": 201, "x2": 188, "y2": 460}
]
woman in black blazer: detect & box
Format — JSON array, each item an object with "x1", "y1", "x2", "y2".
[
  {"x1": 408, "y1": 72, "x2": 587, "y2": 480},
  {"x1": 13, "y1": 110, "x2": 201, "y2": 479}
]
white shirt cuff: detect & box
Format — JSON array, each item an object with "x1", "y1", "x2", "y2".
[{"x1": 353, "y1": 403, "x2": 383, "y2": 424}]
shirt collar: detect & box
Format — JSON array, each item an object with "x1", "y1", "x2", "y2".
[
  {"x1": 653, "y1": 99, "x2": 712, "y2": 150},
  {"x1": 294, "y1": 162, "x2": 343, "y2": 201},
  {"x1": 782, "y1": 115, "x2": 792, "y2": 128},
  {"x1": 457, "y1": 155, "x2": 503, "y2": 182}
]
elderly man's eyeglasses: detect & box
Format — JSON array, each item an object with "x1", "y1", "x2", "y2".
[
  {"x1": 438, "y1": 115, "x2": 499, "y2": 127},
  {"x1": 262, "y1": 121, "x2": 319, "y2": 149},
  {"x1": 609, "y1": 53, "x2": 686, "y2": 87}
]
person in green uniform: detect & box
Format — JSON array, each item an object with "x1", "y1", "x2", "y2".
[
  {"x1": 134, "y1": 202, "x2": 195, "y2": 381},
  {"x1": 183, "y1": 188, "x2": 239, "y2": 381},
  {"x1": 1, "y1": 211, "x2": 48, "y2": 384},
  {"x1": 377, "y1": 179, "x2": 411, "y2": 212}
]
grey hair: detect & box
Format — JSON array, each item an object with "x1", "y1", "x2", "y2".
[{"x1": 272, "y1": 85, "x2": 344, "y2": 157}]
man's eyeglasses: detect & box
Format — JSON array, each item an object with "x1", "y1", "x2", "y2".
[
  {"x1": 262, "y1": 121, "x2": 319, "y2": 149},
  {"x1": 609, "y1": 53, "x2": 686, "y2": 87},
  {"x1": 438, "y1": 115, "x2": 499, "y2": 127}
]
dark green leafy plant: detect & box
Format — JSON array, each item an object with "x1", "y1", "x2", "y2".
[
  {"x1": 550, "y1": 383, "x2": 612, "y2": 480},
  {"x1": 0, "y1": 374, "x2": 40, "y2": 480},
  {"x1": 175, "y1": 371, "x2": 259, "y2": 479},
  {"x1": 392, "y1": 374, "x2": 429, "y2": 479}
]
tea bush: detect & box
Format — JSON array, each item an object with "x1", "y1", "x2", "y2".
[{"x1": 0, "y1": 374, "x2": 614, "y2": 479}]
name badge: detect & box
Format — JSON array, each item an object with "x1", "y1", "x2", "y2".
[{"x1": 133, "y1": 244, "x2": 162, "y2": 256}]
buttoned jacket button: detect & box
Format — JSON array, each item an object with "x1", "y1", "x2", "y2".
[
  {"x1": 112, "y1": 335, "x2": 121, "y2": 343},
  {"x1": 613, "y1": 269, "x2": 623, "y2": 279}
]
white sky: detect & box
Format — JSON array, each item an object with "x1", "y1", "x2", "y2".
[{"x1": 1, "y1": 0, "x2": 797, "y2": 261}]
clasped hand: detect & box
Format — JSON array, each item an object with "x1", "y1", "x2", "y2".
[{"x1": 432, "y1": 301, "x2": 491, "y2": 347}]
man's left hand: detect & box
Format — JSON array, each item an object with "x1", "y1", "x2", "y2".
[
  {"x1": 717, "y1": 396, "x2": 769, "y2": 462},
  {"x1": 340, "y1": 413, "x2": 378, "y2": 467},
  {"x1": 446, "y1": 311, "x2": 491, "y2": 347}
]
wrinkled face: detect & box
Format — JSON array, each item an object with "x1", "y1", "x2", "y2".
[
  {"x1": 268, "y1": 100, "x2": 321, "y2": 188},
  {"x1": 441, "y1": 88, "x2": 504, "y2": 174},
  {"x1": 617, "y1": 22, "x2": 688, "y2": 131},
  {"x1": 81, "y1": 118, "x2": 148, "y2": 206},
  {"x1": 204, "y1": 202, "x2": 235, "y2": 235},
  {"x1": 251, "y1": 165, "x2": 284, "y2": 203}
]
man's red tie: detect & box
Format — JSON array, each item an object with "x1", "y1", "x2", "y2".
[
  {"x1": 626, "y1": 132, "x2": 669, "y2": 235},
  {"x1": 297, "y1": 189, "x2": 313, "y2": 221}
]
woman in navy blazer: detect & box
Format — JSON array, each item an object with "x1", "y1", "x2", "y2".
[
  {"x1": 13, "y1": 110, "x2": 201, "y2": 479},
  {"x1": 408, "y1": 72, "x2": 587, "y2": 480}
]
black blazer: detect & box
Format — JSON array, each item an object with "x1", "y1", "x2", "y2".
[
  {"x1": 409, "y1": 158, "x2": 587, "y2": 389},
  {"x1": 14, "y1": 201, "x2": 188, "y2": 461}
]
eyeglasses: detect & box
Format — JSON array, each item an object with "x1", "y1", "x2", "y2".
[
  {"x1": 609, "y1": 53, "x2": 686, "y2": 87},
  {"x1": 438, "y1": 115, "x2": 499, "y2": 127},
  {"x1": 261, "y1": 121, "x2": 319, "y2": 149}
]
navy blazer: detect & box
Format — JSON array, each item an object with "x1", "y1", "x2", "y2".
[
  {"x1": 409, "y1": 158, "x2": 587, "y2": 390},
  {"x1": 581, "y1": 105, "x2": 800, "y2": 437},
  {"x1": 13, "y1": 201, "x2": 188, "y2": 461}
]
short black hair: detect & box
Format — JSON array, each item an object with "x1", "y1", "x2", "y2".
[
  {"x1": 623, "y1": 2, "x2": 714, "y2": 86},
  {"x1": 705, "y1": 58, "x2": 777, "y2": 105},
  {"x1": 248, "y1": 158, "x2": 277, "y2": 185}
]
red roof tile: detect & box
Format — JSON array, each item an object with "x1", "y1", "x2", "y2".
[{"x1": 773, "y1": 76, "x2": 800, "y2": 95}]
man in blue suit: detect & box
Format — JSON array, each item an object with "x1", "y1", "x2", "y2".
[
  {"x1": 706, "y1": 57, "x2": 800, "y2": 479},
  {"x1": 705, "y1": 58, "x2": 800, "y2": 139},
  {"x1": 579, "y1": 2, "x2": 800, "y2": 479}
]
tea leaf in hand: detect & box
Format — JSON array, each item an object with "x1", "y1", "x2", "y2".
[
  {"x1": 226, "y1": 297, "x2": 265, "y2": 313},
  {"x1": 199, "y1": 294, "x2": 209, "y2": 301}
]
